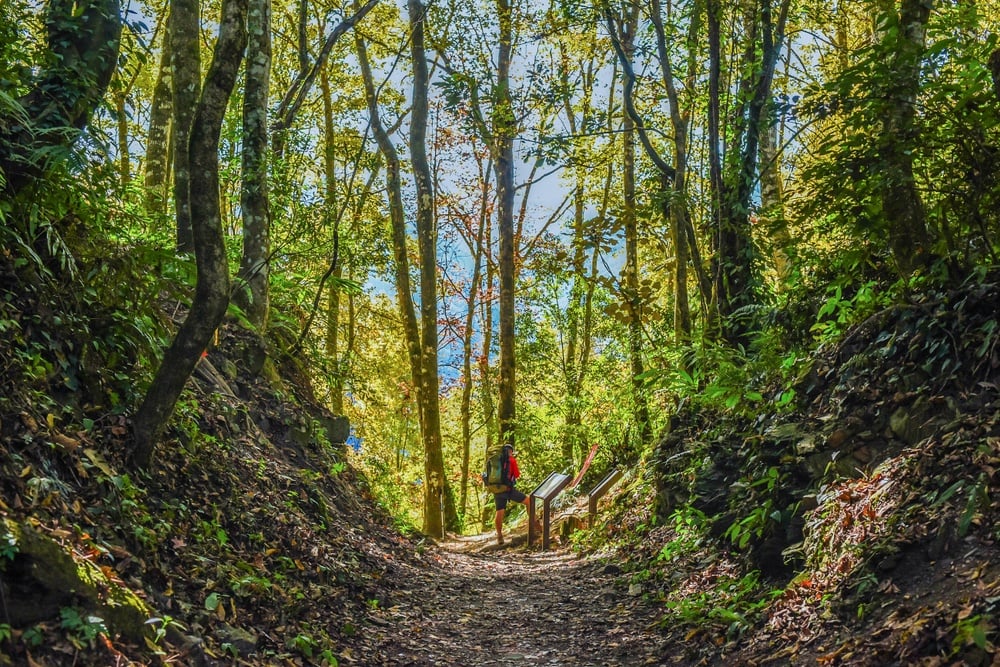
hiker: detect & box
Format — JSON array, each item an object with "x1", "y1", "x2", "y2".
[{"x1": 490, "y1": 444, "x2": 529, "y2": 545}]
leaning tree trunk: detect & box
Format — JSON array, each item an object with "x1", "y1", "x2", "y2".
[
  {"x1": 356, "y1": 29, "x2": 427, "y2": 469},
  {"x1": 0, "y1": 0, "x2": 122, "y2": 195},
  {"x1": 320, "y1": 69, "x2": 345, "y2": 415},
  {"x1": 233, "y1": 0, "x2": 272, "y2": 330},
  {"x1": 132, "y1": 0, "x2": 248, "y2": 469}
]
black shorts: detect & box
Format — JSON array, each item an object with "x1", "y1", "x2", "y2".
[{"x1": 494, "y1": 487, "x2": 527, "y2": 510}]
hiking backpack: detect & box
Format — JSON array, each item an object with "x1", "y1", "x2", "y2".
[{"x1": 483, "y1": 450, "x2": 510, "y2": 494}]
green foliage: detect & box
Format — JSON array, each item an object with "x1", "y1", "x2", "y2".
[
  {"x1": 60, "y1": 607, "x2": 107, "y2": 648},
  {"x1": 724, "y1": 467, "x2": 786, "y2": 550},
  {"x1": 0, "y1": 524, "x2": 17, "y2": 567},
  {"x1": 288, "y1": 630, "x2": 338, "y2": 665},
  {"x1": 952, "y1": 614, "x2": 994, "y2": 657},
  {"x1": 663, "y1": 570, "x2": 778, "y2": 639},
  {"x1": 144, "y1": 615, "x2": 186, "y2": 654},
  {"x1": 793, "y1": 3, "x2": 1000, "y2": 275},
  {"x1": 22, "y1": 626, "x2": 43, "y2": 648},
  {"x1": 656, "y1": 508, "x2": 708, "y2": 562}
]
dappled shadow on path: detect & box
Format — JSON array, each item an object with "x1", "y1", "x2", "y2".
[{"x1": 351, "y1": 537, "x2": 669, "y2": 665}]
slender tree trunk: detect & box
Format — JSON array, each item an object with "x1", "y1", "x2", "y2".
[
  {"x1": 133, "y1": 0, "x2": 248, "y2": 468},
  {"x1": 459, "y1": 154, "x2": 491, "y2": 519},
  {"x1": 650, "y1": 0, "x2": 697, "y2": 341},
  {"x1": 709, "y1": 0, "x2": 790, "y2": 345},
  {"x1": 171, "y1": 0, "x2": 201, "y2": 254},
  {"x1": 617, "y1": 2, "x2": 651, "y2": 449},
  {"x1": 114, "y1": 91, "x2": 130, "y2": 188},
  {"x1": 233, "y1": 0, "x2": 272, "y2": 329},
  {"x1": 356, "y1": 31, "x2": 427, "y2": 485},
  {"x1": 408, "y1": 0, "x2": 454, "y2": 537},
  {"x1": 145, "y1": 25, "x2": 173, "y2": 215},
  {"x1": 495, "y1": 0, "x2": 518, "y2": 452},
  {"x1": 320, "y1": 70, "x2": 345, "y2": 416},
  {"x1": 878, "y1": 0, "x2": 934, "y2": 274},
  {"x1": 478, "y1": 251, "x2": 497, "y2": 530},
  {"x1": 759, "y1": 101, "x2": 792, "y2": 283},
  {"x1": 556, "y1": 41, "x2": 597, "y2": 469}
]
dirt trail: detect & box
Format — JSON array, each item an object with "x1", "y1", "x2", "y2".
[{"x1": 352, "y1": 534, "x2": 669, "y2": 666}]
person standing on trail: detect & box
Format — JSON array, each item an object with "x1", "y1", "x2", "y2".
[{"x1": 491, "y1": 444, "x2": 529, "y2": 545}]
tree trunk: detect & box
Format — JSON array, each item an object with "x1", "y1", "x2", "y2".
[
  {"x1": 144, "y1": 24, "x2": 173, "y2": 216},
  {"x1": 616, "y1": 2, "x2": 651, "y2": 450},
  {"x1": 356, "y1": 31, "x2": 428, "y2": 505},
  {"x1": 320, "y1": 69, "x2": 345, "y2": 416},
  {"x1": 556, "y1": 40, "x2": 599, "y2": 469},
  {"x1": 459, "y1": 152, "x2": 491, "y2": 520},
  {"x1": 650, "y1": 0, "x2": 697, "y2": 341},
  {"x1": 759, "y1": 100, "x2": 792, "y2": 284},
  {"x1": 0, "y1": 0, "x2": 122, "y2": 195},
  {"x1": 878, "y1": 0, "x2": 934, "y2": 275},
  {"x1": 114, "y1": 90, "x2": 130, "y2": 189},
  {"x1": 233, "y1": 0, "x2": 272, "y2": 330},
  {"x1": 408, "y1": 0, "x2": 454, "y2": 537},
  {"x1": 495, "y1": 0, "x2": 518, "y2": 453},
  {"x1": 170, "y1": 0, "x2": 201, "y2": 254},
  {"x1": 133, "y1": 0, "x2": 248, "y2": 468},
  {"x1": 478, "y1": 252, "x2": 497, "y2": 530},
  {"x1": 710, "y1": 0, "x2": 790, "y2": 345}
]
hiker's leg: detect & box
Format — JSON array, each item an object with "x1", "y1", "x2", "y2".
[{"x1": 495, "y1": 509, "x2": 505, "y2": 542}]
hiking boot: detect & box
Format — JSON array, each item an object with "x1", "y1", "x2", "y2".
[{"x1": 497, "y1": 535, "x2": 504, "y2": 546}]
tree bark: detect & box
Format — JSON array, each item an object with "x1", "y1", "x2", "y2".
[
  {"x1": 170, "y1": 0, "x2": 201, "y2": 254},
  {"x1": 878, "y1": 0, "x2": 934, "y2": 275},
  {"x1": 710, "y1": 0, "x2": 790, "y2": 345},
  {"x1": 233, "y1": 0, "x2": 272, "y2": 330},
  {"x1": 114, "y1": 90, "x2": 131, "y2": 189},
  {"x1": 612, "y1": 1, "x2": 651, "y2": 450},
  {"x1": 459, "y1": 151, "x2": 491, "y2": 519},
  {"x1": 132, "y1": 0, "x2": 248, "y2": 469},
  {"x1": 555, "y1": 40, "x2": 600, "y2": 469},
  {"x1": 320, "y1": 70, "x2": 345, "y2": 416},
  {"x1": 356, "y1": 29, "x2": 427, "y2": 494},
  {"x1": 494, "y1": 0, "x2": 518, "y2": 453},
  {"x1": 145, "y1": 23, "x2": 173, "y2": 216},
  {"x1": 649, "y1": 0, "x2": 702, "y2": 341},
  {"x1": 408, "y1": 0, "x2": 455, "y2": 537}
]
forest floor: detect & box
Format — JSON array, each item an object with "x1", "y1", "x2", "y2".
[{"x1": 350, "y1": 533, "x2": 668, "y2": 666}]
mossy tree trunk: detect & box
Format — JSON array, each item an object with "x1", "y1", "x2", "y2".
[
  {"x1": 144, "y1": 22, "x2": 173, "y2": 216},
  {"x1": 233, "y1": 0, "x2": 272, "y2": 330},
  {"x1": 170, "y1": 0, "x2": 201, "y2": 254}
]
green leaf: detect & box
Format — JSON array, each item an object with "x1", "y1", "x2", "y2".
[
  {"x1": 931, "y1": 480, "x2": 964, "y2": 507},
  {"x1": 205, "y1": 593, "x2": 219, "y2": 611}
]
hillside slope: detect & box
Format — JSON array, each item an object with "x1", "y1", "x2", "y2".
[{"x1": 604, "y1": 277, "x2": 1000, "y2": 665}]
